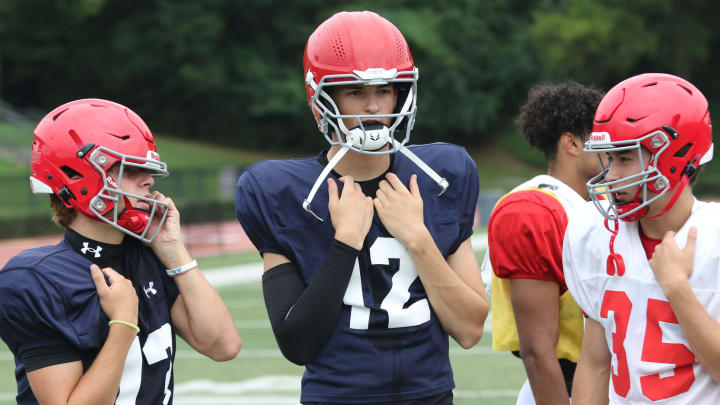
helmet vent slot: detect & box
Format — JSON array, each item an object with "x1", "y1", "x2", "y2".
[
  {"x1": 52, "y1": 108, "x2": 69, "y2": 121},
  {"x1": 107, "y1": 132, "x2": 130, "y2": 140},
  {"x1": 60, "y1": 166, "x2": 83, "y2": 180},
  {"x1": 674, "y1": 143, "x2": 693, "y2": 158},
  {"x1": 626, "y1": 115, "x2": 648, "y2": 123},
  {"x1": 676, "y1": 84, "x2": 693, "y2": 95},
  {"x1": 642, "y1": 82, "x2": 658, "y2": 87}
]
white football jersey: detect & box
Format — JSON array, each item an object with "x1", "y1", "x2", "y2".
[{"x1": 564, "y1": 199, "x2": 720, "y2": 404}]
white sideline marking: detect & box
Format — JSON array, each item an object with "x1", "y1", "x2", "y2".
[
  {"x1": 0, "y1": 393, "x2": 15, "y2": 401},
  {"x1": 0, "y1": 390, "x2": 525, "y2": 403},
  {"x1": 170, "y1": 345, "x2": 505, "y2": 360},
  {"x1": 205, "y1": 233, "x2": 488, "y2": 288},
  {"x1": 204, "y1": 263, "x2": 263, "y2": 288},
  {"x1": 171, "y1": 376, "x2": 518, "y2": 403},
  {"x1": 0, "y1": 341, "x2": 504, "y2": 362}
]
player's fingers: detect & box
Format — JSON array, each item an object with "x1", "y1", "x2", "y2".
[
  {"x1": 685, "y1": 226, "x2": 697, "y2": 254},
  {"x1": 409, "y1": 174, "x2": 421, "y2": 198},
  {"x1": 339, "y1": 176, "x2": 356, "y2": 196},
  {"x1": 375, "y1": 188, "x2": 387, "y2": 204},
  {"x1": 378, "y1": 180, "x2": 395, "y2": 198},
  {"x1": 354, "y1": 182, "x2": 362, "y2": 193},
  {"x1": 90, "y1": 264, "x2": 109, "y2": 293},
  {"x1": 327, "y1": 178, "x2": 338, "y2": 203},
  {"x1": 385, "y1": 173, "x2": 408, "y2": 193},
  {"x1": 373, "y1": 196, "x2": 383, "y2": 211},
  {"x1": 150, "y1": 191, "x2": 168, "y2": 204},
  {"x1": 100, "y1": 266, "x2": 123, "y2": 285}
]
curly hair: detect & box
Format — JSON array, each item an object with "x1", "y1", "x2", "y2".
[{"x1": 517, "y1": 81, "x2": 604, "y2": 162}]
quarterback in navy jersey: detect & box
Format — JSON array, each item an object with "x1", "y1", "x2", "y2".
[
  {"x1": 0, "y1": 99, "x2": 241, "y2": 405},
  {"x1": 235, "y1": 11, "x2": 488, "y2": 404}
]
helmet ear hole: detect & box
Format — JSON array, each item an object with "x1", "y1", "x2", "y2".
[
  {"x1": 673, "y1": 143, "x2": 693, "y2": 158},
  {"x1": 60, "y1": 166, "x2": 84, "y2": 180}
]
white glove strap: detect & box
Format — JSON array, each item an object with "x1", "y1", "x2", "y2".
[{"x1": 166, "y1": 259, "x2": 198, "y2": 277}]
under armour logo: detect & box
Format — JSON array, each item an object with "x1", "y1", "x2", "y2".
[
  {"x1": 144, "y1": 281, "x2": 157, "y2": 298},
  {"x1": 80, "y1": 242, "x2": 102, "y2": 258}
]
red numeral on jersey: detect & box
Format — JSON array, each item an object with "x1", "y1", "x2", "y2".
[
  {"x1": 601, "y1": 291, "x2": 695, "y2": 401},
  {"x1": 640, "y1": 299, "x2": 695, "y2": 400},
  {"x1": 601, "y1": 290, "x2": 632, "y2": 397}
]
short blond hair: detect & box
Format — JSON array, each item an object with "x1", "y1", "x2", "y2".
[{"x1": 49, "y1": 194, "x2": 77, "y2": 227}]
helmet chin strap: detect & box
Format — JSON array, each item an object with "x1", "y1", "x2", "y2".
[
  {"x1": 303, "y1": 147, "x2": 350, "y2": 221},
  {"x1": 302, "y1": 131, "x2": 449, "y2": 221},
  {"x1": 604, "y1": 217, "x2": 626, "y2": 276}
]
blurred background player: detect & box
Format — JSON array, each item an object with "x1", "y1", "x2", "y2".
[
  {"x1": 564, "y1": 73, "x2": 718, "y2": 403},
  {"x1": 0, "y1": 99, "x2": 241, "y2": 404},
  {"x1": 235, "y1": 10, "x2": 488, "y2": 404},
  {"x1": 481, "y1": 82, "x2": 603, "y2": 405}
]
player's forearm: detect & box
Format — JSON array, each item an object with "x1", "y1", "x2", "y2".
[
  {"x1": 521, "y1": 353, "x2": 570, "y2": 405},
  {"x1": 174, "y1": 270, "x2": 241, "y2": 361},
  {"x1": 664, "y1": 281, "x2": 720, "y2": 381},
  {"x1": 406, "y1": 230, "x2": 487, "y2": 348},
  {"x1": 572, "y1": 360, "x2": 609, "y2": 405},
  {"x1": 66, "y1": 325, "x2": 137, "y2": 405},
  {"x1": 263, "y1": 240, "x2": 359, "y2": 365}
]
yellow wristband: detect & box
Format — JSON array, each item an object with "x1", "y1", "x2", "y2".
[{"x1": 108, "y1": 320, "x2": 140, "y2": 334}]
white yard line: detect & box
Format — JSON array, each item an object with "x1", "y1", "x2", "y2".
[{"x1": 205, "y1": 233, "x2": 488, "y2": 288}]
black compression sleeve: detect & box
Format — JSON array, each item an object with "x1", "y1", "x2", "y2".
[
  {"x1": 262, "y1": 239, "x2": 359, "y2": 365},
  {"x1": 21, "y1": 344, "x2": 82, "y2": 372}
]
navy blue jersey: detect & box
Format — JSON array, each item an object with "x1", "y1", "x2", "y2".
[
  {"x1": 0, "y1": 232, "x2": 180, "y2": 404},
  {"x1": 236, "y1": 143, "x2": 479, "y2": 403}
]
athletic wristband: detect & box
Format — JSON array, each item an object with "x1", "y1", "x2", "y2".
[
  {"x1": 166, "y1": 259, "x2": 198, "y2": 277},
  {"x1": 108, "y1": 320, "x2": 140, "y2": 334}
]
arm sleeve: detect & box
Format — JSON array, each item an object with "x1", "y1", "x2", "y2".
[
  {"x1": 262, "y1": 239, "x2": 359, "y2": 365},
  {"x1": 21, "y1": 344, "x2": 82, "y2": 372},
  {"x1": 487, "y1": 191, "x2": 568, "y2": 286},
  {"x1": 235, "y1": 169, "x2": 283, "y2": 256}
]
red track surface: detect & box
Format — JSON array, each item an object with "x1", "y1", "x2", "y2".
[{"x1": 1, "y1": 208, "x2": 481, "y2": 266}]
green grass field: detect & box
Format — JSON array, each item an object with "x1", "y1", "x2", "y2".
[{"x1": 0, "y1": 248, "x2": 528, "y2": 404}]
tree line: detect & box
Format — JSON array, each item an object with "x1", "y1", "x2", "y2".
[{"x1": 1, "y1": 0, "x2": 718, "y2": 152}]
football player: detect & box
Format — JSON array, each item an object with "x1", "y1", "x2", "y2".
[
  {"x1": 235, "y1": 11, "x2": 488, "y2": 404},
  {"x1": 480, "y1": 82, "x2": 604, "y2": 405},
  {"x1": 563, "y1": 73, "x2": 719, "y2": 403},
  {"x1": 0, "y1": 99, "x2": 241, "y2": 404}
]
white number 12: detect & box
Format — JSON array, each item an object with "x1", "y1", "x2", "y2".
[{"x1": 343, "y1": 237, "x2": 430, "y2": 329}]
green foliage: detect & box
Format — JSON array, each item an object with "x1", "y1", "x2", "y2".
[{"x1": 1, "y1": 0, "x2": 719, "y2": 167}]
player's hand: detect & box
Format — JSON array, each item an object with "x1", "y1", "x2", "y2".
[
  {"x1": 374, "y1": 173, "x2": 427, "y2": 246},
  {"x1": 328, "y1": 176, "x2": 374, "y2": 250},
  {"x1": 144, "y1": 191, "x2": 190, "y2": 266},
  {"x1": 649, "y1": 227, "x2": 697, "y2": 292},
  {"x1": 90, "y1": 264, "x2": 138, "y2": 325}
]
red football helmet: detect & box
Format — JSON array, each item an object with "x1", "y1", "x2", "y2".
[
  {"x1": 586, "y1": 73, "x2": 713, "y2": 221},
  {"x1": 300, "y1": 11, "x2": 448, "y2": 220},
  {"x1": 30, "y1": 99, "x2": 169, "y2": 242},
  {"x1": 303, "y1": 11, "x2": 418, "y2": 153}
]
